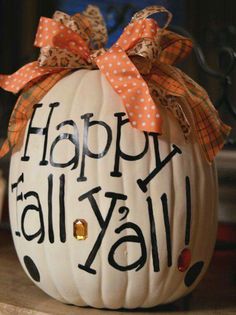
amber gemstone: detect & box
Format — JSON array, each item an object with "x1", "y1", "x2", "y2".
[
  {"x1": 178, "y1": 248, "x2": 191, "y2": 272},
  {"x1": 74, "y1": 219, "x2": 88, "y2": 240}
]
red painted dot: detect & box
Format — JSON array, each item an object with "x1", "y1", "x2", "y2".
[{"x1": 178, "y1": 248, "x2": 191, "y2": 272}]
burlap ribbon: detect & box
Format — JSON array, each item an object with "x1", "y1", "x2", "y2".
[{"x1": 0, "y1": 5, "x2": 231, "y2": 162}]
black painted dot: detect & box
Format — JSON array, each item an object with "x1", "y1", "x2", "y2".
[
  {"x1": 23, "y1": 256, "x2": 40, "y2": 282},
  {"x1": 184, "y1": 261, "x2": 204, "y2": 287}
]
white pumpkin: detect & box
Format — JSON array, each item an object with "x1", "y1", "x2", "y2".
[{"x1": 9, "y1": 69, "x2": 218, "y2": 309}]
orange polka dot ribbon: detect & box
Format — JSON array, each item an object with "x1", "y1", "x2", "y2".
[
  {"x1": 95, "y1": 43, "x2": 162, "y2": 133},
  {"x1": 0, "y1": 5, "x2": 231, "y2": 162},
  {"x1": 0, "y1": 61, "x2": 62, "y2": 94}
]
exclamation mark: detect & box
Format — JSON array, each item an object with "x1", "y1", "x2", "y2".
[
  {"x1": 161, "y1": 193, "x2": 172, "y2": 267},
  {"x1": 147, "y1": 196, "x2": 160, "y2": 272},
  {"x1": 185, "y1": 176, "x2": 191, "y2": 246},
  {"x1": 177, "y1": 176, "x2": 192, "y2": 272}
]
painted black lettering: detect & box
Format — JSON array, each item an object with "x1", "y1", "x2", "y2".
[
  {"x1": 147, "y1": 196, "x2": 160, "y2": 272},
  {"x1": 11, "y1": 173, "x2": 24, "y2": 196},
  {"x1": 118, "y1": 206, "x2": 129, "y2": 221},
  {"x1": 78, "y1": 113, "x2": 112, "y2": 182},
  {"x1": 185, "y1": 176, "x2": 191, "y2": 246},
  {"x1": 78, "y1": 187, "x2": 127, "y2": 274},
  {"x1": 59, "y1": 174, "x2": 66, "y2": 243},
  {"x1": 161, "y1": 193, "x2": 172, "y2": 267},
  {"x1": 21, "y1": 102, "x2": 59, "y2": 165},
  {"x1": 137, "y1": 135, "x2": 182, "y2": 192},
  {"x1": 111, "y1": 112, "x2": 149, "y2": 177},
  {"x1": 50, "y1": 120, "x2": 79, "y2": 169},
  {"x1": 11, "y1": 173, "x2": 24, "y2": 237},
  {"x1": 48, "y1": 174, "x2": 54, "y2": 243},
  {"x1": 48, "y1": 174, "x2": 66, "y2": 243},
  {"x1": 21, "y1": 191, "x2": 45, "y2": 243},
  {"x1": 108, "y1": 222, "x2": 147, "y2": 271}
]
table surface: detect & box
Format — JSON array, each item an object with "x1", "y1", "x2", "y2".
[{"x1": 0, "y1": 228, "x2": 236, "y2": 315}]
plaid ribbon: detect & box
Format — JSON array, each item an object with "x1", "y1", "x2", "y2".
[
  {"x1": 0, "y1": 5, "x2": 231, "y2": 162},
  {"x1": 147, "y1": 62, "x2": 231, "y2": 161},
  {"x1": 0, "y1": 70, "x2": 70, "y2": 158}
]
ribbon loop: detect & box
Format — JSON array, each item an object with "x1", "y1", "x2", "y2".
[
  {"x1": 81, "y1": 5, "x2": 108, "y2": 49},
  {"x1": 117, "y1": 19, "x2": 158, "y2": 50},
  {"x1": 53, "y1": 11, "x2": 92, "y2": 46},
  {"x1": 52, "y1": 5, "x2": 108, "y2": 49},
  {"x1": 131, "y1": 5, "x2": 172, "y2": 31},
  {"x1": 34, "y1": 17, "x2": 91, "y2": 61}
]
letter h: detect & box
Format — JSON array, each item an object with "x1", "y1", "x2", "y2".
[{"x1": 21, "y1": 102, "x2": 59, "y2": 165}]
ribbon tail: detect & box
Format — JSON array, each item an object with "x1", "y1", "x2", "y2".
[
  {"x1": 177, "y1": 70, "x2": 231, "y2": 162},
  {"x1": 95, "y1": 44, "x2": 163, "y2": 134},
  {"x1": 0, "y1": 61, "x2": 64, "y2": 94},
  {"x1": 148, "y1": 63, "x2": 231, "y2": 162},
  {"x1": 0, "y1": 140, "x2": 11, "y2": 159},
  {"x1": 191, "y1": 98, "x2": 231, "y2": 163}
]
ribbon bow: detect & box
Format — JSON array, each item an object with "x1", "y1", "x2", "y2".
[{"x1": 0, "y1": 5, "x2": 231, "y2": 162}]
